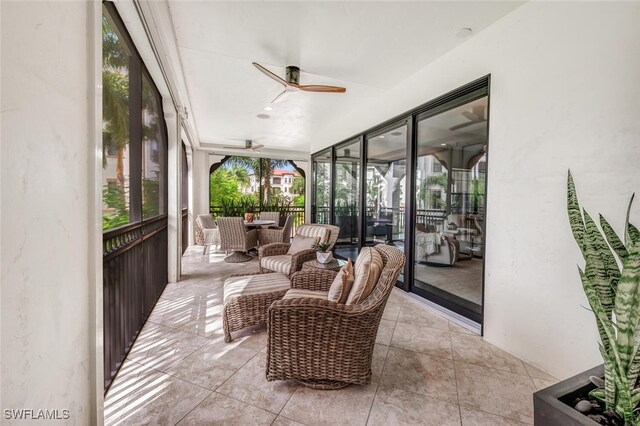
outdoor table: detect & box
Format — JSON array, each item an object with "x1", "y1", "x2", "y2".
[{"x1": 244, "y1": 219, "x2": 276, "y2": 228}]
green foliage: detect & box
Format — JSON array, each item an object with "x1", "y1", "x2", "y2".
[
  {"x1": 313, "y1": 242, "x2": 332, "y2": 252},
  {"x1": 102, "y1": 182, "x2": 129, "y2": 230},
  {"x1": 209, "y1": 167, "x2": 252, "y2": 207},
  {"x1": 567, "y1": 171, "x2": 640, "y2": 425},
  {"x1": 417, "y1": 173, "x2": 447, "y2": 210},
  {"x1": 293, "y1": 195, "x2": 305, "y2": 207},
  {"x1": 142, "y1": 175, "x2": 160, "y2": 219},
  {"x1": 291, "y1": 176, "x2": 305, "y2": 195},
  {"x1": 216, "y1": 195, "x2": 257, "y2": 218}
]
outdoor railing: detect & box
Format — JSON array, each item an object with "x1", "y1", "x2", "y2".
[
  {"x1": 209, "y1": 205, "x2": 305, "y2": 238},
  {"x1": 102, "y1": 215, "x2": 168, "y2": 392}
]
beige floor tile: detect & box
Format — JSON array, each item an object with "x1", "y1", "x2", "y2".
[
  {"x1": 147, "y1": 296, "x2": 220, "y2": 329},
  {"x1": 388, "y1": 289, "x2": 407, "y2": 305},
  {"x1": 371, "y1": 344, "x2": 389, "y2": 384},
  {"x1": 179, "y1": 314, "x2": 226, "y2": 340},
  {"x1": 376, "y1": 319, "x2": 396, "y2": 345},
  {"x1": 368, "y1": 385, "x2": 461, "y2": 426},
  {"x1": 224, "y1": 323, "x2": 268, "y2": 351},
  {"x1": 382, "y1": 302, "x2": 402, "y2": 321},
  {"x1": 127, "y1": 326, "x2": 211, "y2": 371},
  {"x1": 531, "y1": 377, "x2": 556, "y2": 391},
  {"x1": 460, "y1": 407, "x2": 531, "y2": 425},
  {"x1": 391, "y1": 325, "x2": 453, "y2": 359},
  {"x1": 109, "y1": 369, "x2": 211, "y2": 426},
  {"x1": 272, "y1": 416, "x2": 307, "y2": 426},
  {"x1": 177, "y1": 392, "x2": 276, "y2": 425},
  {"x1": 451, "y1": 334, "x2": 527, "y2": 375},
  {"x1": 449, "y1": 321, "x2": 477, "y2": 335},
  {"x1": 523, "y1": 362, "x2": 558, "y2": 381},
  {"x1": 455, "y1": 362, "x2": 535, "y2": 424},
  {"x1": 216, "y1": 351, "x2": 299, "y2": 413},
  {"x1": 104, "y1": 361, "x2": 156, "y2": 425},
  {"x1": 280, "y1": 382, "x2": 378, "y2": 426},
  {"x1": 381, "y1": 347, "x2": 458, "y2": 403},
  {"x1": 397, "y1": 299, "x2": 450, "y2": 330},
  {"x1": 167, "y1": 340, "x2": 257, "y2": 390}
]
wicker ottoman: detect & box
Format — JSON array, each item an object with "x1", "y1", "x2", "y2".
[{"x1": 223, "y1": 272, "x2": 290, "y2": 342}]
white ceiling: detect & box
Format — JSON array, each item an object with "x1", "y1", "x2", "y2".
[{"x1": 168, "y1": 1, "x2": 523, "y2": 155}]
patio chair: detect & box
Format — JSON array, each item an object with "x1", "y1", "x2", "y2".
[
  {"x1": 266, "y1": 244, "x2": 405, "y2": 389},
  {"x1": 258, "y1": 215, "x2": 294, "y2": 246},
  {"x1": 259, "y1": 211, "x2": 280, "y2": 225},
  {"x1": 259, "y1": 224, "x2": 339, "y2": 277},
  {"x1": 195, "y1": 214, "x2": 220, "y2": 255},
  {"x1": 218, "y1": 217, "x2": 259, "y2": 263}
]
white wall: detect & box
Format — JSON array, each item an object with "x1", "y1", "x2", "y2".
[
  {"x1": 311, "y1": 1, "x2": 640, "y2": 379},
  {"x1": 1, "y1": 1, "x2": 98, "y2": 424}
]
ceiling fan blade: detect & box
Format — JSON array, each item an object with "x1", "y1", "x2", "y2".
[
  {"x1": 297, "y1": 84, "x2": 346, "y2": 93},
  {"x1": 222, "y1": 146, "x2": 248, "y2": 150},
  {"x1": 250, "y1": 144, "x2": 265, "y2": 151},
  {"x1": 449, "y1": 121, "x2": 477, "y2": 131},
  {"x1": 461, "y1": 111, "x2": 478, "y2": 121},
  {"x1": 271, "y1": 89, "x2": 289, "y2": 104},
  {"x1": 253, "y1": 62, "x2": 288, "y2": 87}
]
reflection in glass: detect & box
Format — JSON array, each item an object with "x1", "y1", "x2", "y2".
[
  {"x1": 365, "y1": 125, "x2": 407, "y2": 248},
  {"x1": 142, "y1": 76, "x2": 165, "y2": 219},
  {"x1": 334, "y1": 139, "x2": 360, "y2": 259},
  {"x1": 313, "y1": 150, "x2": 331, "y2": 224},
  {"x1": 413, "y1": 96, "x2": 488, "y2": 321},
  {"x1": 102, "y1": 10, "x2": 132, "y2": 230}
]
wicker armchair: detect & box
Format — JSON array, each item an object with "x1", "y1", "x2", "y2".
[
  {"x1": 266, "y1": 244, "x2": 405, "y2": 389},
  {"x1": 258, "y1": 224, "x2": 339, "y2": 277},
  {"x1": 259, "y1": 211, "x2": 280, "y2": 225},
  {"x1": 218, "y1": 217, "x2": 259, "y2": 263},
  {"x1": 258, "y1": 215, "x2": 294, "y2": 245},
  {"x1": 195, "y1": 214, "x2": 220, "y2": 255}
]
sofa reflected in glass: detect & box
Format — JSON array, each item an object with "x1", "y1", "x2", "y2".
[{"x1": 444, "y1": 214, "x2": 484, "y2": 257}]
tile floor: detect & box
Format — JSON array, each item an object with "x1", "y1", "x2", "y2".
[{"x1": 105, "y1": 247, "x2": 558, "y2": 425}]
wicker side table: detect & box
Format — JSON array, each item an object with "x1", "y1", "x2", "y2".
[
  {"x1": 302, "y1": 259, "x2": 345, "y2": 272},
  {"x1": 223, "y1": 272, "x2": 290, "y2": 342}
]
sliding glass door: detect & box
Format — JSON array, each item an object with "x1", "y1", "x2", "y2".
[
  {"x1": 312, "y1": 149, "x2": 331, "y2": 224},
  {"x1": 334, "y1": 139, "x2": 361, "y2": 260},
  {"x1": 412, "y1": 95, "x2": 488, "y2": 322},
  {"x1": 365, "y1": 124, "x2": 407, "y2": 250}
]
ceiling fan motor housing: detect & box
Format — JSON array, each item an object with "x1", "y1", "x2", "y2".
[{"x1": 285, "y1": 66, "x2": 300, "y2": 85}]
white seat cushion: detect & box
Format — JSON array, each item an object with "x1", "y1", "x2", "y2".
[
  {"x1": 346, "y1": 247, "x2": 384, "y2": 305},
  {"x1": 282, "y1": 289, "x2": 329, "y2": 300},
  {"x1": 260, "y1": 254, "x2": 292, "y2": 275},
  {"x1": 223, "y1": 272, "x2": 291, "y2": 303}
]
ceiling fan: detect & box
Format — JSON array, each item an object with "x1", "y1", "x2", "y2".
[
  {"x1": 449, "y1": 105, "x2": 487, "y2": 131},
  {"x1": 252, "y1": 62, "x2": 346, "y2": 103},
  {"x1": 222, "y1": 139, "x2": 264, "y2": 152}
]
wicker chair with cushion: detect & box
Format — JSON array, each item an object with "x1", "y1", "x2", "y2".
[
  {"x1": 259, "y1": 224, "x2": 339, "y2": 277},
  {"x1": 195, "y1": 214, "x2": 220, "y2": 255},
  {"x1": 266, "y1": 244, "x2": 405, "y2": 389},
  {"x1": 259, "y1": 211, "x2": 280, "y2": 224},
  {"x1": 258, "y1": 215, "x2": 294, "y2": 246},
  {"x1": 218, "y1": 217, "x2": 259, "y2": 263}
]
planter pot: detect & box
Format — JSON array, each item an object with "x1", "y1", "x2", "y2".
[
  {"x1": 316, "y1": 251, "x2": 333, "y2": 264},
  {"x1": 244, "y1": 213, "x2": 254, "y2": 223},
  {"x1": 533, "y1": 364, "x2": 603, "y2": 425}
]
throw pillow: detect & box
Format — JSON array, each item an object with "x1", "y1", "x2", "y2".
[
  {"x1": 346, "y1": 247, "x2": 384, "y2": 305},
  {"x1": 328, "y1": 259, "x2": 354, "y2": 304},
  {"x1": 287, "y1": 235, "x2": 319, "y2": 255}
]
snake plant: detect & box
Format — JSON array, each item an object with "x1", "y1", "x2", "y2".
[{"x1": 567, "y1": 171, "x2": 640, "y2": 425}]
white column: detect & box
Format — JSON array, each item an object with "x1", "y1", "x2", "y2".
[{"x1": 165, "y1": 99, "x2": 181, "y2": 283}]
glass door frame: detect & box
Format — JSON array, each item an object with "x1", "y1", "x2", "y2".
[{"x1": 311, "y1": 76, "x2": 490, "y2": 329}]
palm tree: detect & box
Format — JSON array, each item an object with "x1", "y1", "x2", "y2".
[{"x1": 225, "y1": 156, "x2": 290, "y2": 206}]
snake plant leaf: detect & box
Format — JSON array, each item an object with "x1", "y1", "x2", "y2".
[
  {"x1": 568, "y1": 171, "x2": 586, "y2": 253},
  {"x1": 614, "y1": 244, "x2": 640, "y2": 377},
  {"x1": 581, "y1": 267, "x2": 612, "y2": 352},
  {"x1": 584, "y1": 210, "x2": 617, "y2": 319},
  {"x1": 601, "y1": 213, "x2": 629, "y2": 261},
  {"x1": 625, "y1": 193, "x2": 636, "y2": 247},
  {"x1": 628, "y1": 328, "x2": 640, "y2": 391},
  {"x1": 589, "y1": 387, "x2": 606, "y2": 404},
  {"x1": 630, "y1": 223, "x2": 640, "y2": 247}
]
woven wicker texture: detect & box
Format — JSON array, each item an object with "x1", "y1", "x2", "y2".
[
  {"x1": 258, "y1": 215, "x2": 294, "y2": 245},
  {"x1": 222, "y1": 272, "x2": 290, "y2": 342},
  {"x1": 266, "y1": 244, "x2": 405, "y2": 389},
  {"x1": 218, "y1": 217, "x2": 258, "y2": 262},
  {"x1": 259, "y1": 211, "x2": 280, "y2": 224},
  {"x1": 258, "y1": 224, "x2": 340, "y2": 276},
  {"x1": 195, "y1": 214, "x2": 221, "y2": 255}
]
